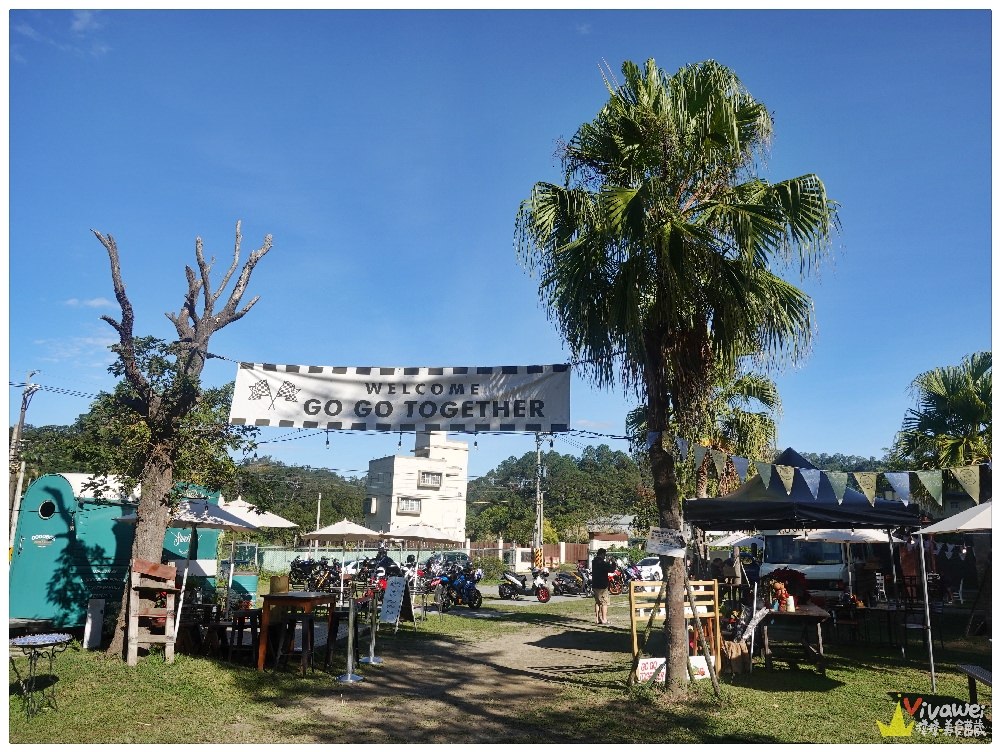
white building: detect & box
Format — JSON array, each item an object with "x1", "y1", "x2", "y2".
[{"x1": 364, "y1": 432, "x2": 469, "y2": 542}]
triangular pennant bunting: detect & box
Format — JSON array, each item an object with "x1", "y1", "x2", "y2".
[
  {"x1": 732, "y1": 455, "x2": 750, "y2": 483},
  {"x1": 950, "y1": 466, "x2": 981, "y2": 503},
  {"x1": 914, "y1": 469, "x2": 944, "y2": 506},
  {"x1": 693, "y1": 444, "x2": 708, "y2": 471},
  {"x1": 755, "y1": 461, "x2": 773, "y2": 489},
  {"x1": 799, "y1": 468, "x2": 822, "y2": 500},
  {"x1": 853, "y1": 472, "x2": 878, "y2": 505},
  {"x1": 884, "y1": 472, "x2": 911, "y2": 504},
  {"x1": 674, "y1": 436, "x2": 688, "y2": 461},
  {"x1": 710, "y1": 449, "x2": 727, "y2": 478},
  {"x1": 775, "y1": 465, "x2": 796, "y2": 495},
  {"x1": 646, "y1": 431, "x2": 661, "y2": 451},
  {"x1": 825, "y1": 471, "x2": 849, "y2": 504}
]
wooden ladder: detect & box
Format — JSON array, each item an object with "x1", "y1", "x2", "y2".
[{"x1": 126, "y1": 559, "x2": 179, "y2": 666}]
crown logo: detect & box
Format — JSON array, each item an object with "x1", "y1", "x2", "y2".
[{"x1": 877, "y1": 702, "x2": 915, "y2": 737}]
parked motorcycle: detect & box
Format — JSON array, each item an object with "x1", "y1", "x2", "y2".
[
  {"x1": 445, "y1": 563, "x2": 483, "y2": 609},
  {"x1": 498, "y1": 567, "x2": 551, "y2": 602},
  {"x1": 551, "y1": 564, "x2": 593, "y2": 596},
  {"x1": 607, "y1": 557, "x2": 642, "y2": 595},
  {"x1": 289, "y1": 555, "x2": 343, "y2": 591}
]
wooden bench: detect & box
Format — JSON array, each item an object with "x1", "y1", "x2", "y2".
[{"x1": 957, "y1": 664, "x2": 992, "y2": 704}]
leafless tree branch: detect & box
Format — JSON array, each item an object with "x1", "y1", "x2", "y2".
[{"x1": 91, "y1": 229, "x2": 150, "y2": 398}]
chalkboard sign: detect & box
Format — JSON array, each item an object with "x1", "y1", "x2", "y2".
[{"x1": 379, "y1": 576, "x2": 409, "y2": 625}]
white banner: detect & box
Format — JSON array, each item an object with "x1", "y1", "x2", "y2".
[{"x1": 228, "y1": 363, "x2": 571, "y2": 433}]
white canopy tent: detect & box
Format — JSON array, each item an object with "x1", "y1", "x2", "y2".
[{"x1": 920, "y1": 502, "x2": 992, "y2": 535}]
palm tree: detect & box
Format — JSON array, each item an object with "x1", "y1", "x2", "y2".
[
  {"x1": 627, "y1": 361, "x2": 780, "y2": 496},
  {"x1": 516, "y1": 59, "x2": 837, "y2": 685},
  {"x1": 893, "y1": 351, "x2": 992, "y2": 469}
]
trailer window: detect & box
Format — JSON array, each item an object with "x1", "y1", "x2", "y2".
[{"x1": 764, "y1": 537, "x2": 842, "y2": 565}]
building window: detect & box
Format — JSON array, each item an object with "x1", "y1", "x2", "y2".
[
  {"x1": 397, "y1": 497, "x2": 421, "y2": 515},
  {"x1": 418, "y1": 471, "x2": 442, "y2": 489}
]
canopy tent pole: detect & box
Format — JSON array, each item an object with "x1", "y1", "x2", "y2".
[
  {"x1": 917, "y1": 530, "x2": 937, "y2": 691},
  {"x1": 173, "y1": 525, "x2": 198, "y2": 641},
  {"x1": 224, "y1": 535, "x2": 236, "y2": 616},
  {"x1": 886, "y1": 529, "x2": 902, "y2": 604}
]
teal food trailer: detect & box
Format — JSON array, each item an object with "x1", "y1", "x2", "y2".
[{"x1": 9, "y1": 473, "x2": 223, "y2": 628}]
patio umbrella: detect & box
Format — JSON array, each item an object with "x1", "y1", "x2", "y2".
[
  {"x1": 707, "y1": 532, "x2": 763, "y2": 548},
  {"x1": 796, "y1": 528, "x2": 906, "y2": 596},
  {"x1": 388, "y1": 522, "x2": 463, "y2": 547},
  {"x1": 302, "y1": 519, "x2": 383, "y2": 591},
  {"x1": 218, "y1": 495, "x2": 298, "y2": 610},
  {"x1": 117, "y1": 499, "x2": 259, "y2": 636},
  {"x1": 387, "y1": 523, "x2": 464, "y2": 571}
]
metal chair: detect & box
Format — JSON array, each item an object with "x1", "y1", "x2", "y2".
[{"x1": 873, "y1": 573, "x2": 888, "y2": 602}]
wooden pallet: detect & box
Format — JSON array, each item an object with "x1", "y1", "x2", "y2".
[{"x1": 126, "y1": 559, "x2": 179, "y2": 666}]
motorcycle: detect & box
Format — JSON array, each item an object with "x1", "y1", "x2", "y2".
[
  {"x1": 289, "y1": 555, "x2": 343, "y2": 591},
  {"x1": 607, "y1": 558, "x2": 642, "y2": 595},
  {"x1": 551, "y1": 564, "x2": 593, "y2": 596},
  {"x1": 498, "y1": 567, "x2": 551, "y2": 602},
  {"x1": 445, "y1": 563, "x2": 483, "y2": 609}
]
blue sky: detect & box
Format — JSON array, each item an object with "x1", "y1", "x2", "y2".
[{"x1": 8, "y1": 9, "x2": 993, "y2": 481}]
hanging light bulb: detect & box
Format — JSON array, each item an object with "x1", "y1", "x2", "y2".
[
  {"x1": 473, "y1": 432, "x2": 478, "y2": 448},
  {"x1": 325, "y1": 430, "x2": 330, "y2": 448},
  {"x1": 549, "y1": 437, "x2": 554, "y2": 448},
  {"x1": 398, "y1": 431, "x2": 403, "y2": 448}
]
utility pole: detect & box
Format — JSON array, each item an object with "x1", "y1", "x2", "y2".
[
  {"x1": 314, "y1": 492, "x2": 322, "y2": 555},
  {"x1": 9, "y1": 371, "x2": 40, "y2": 535},
  {"x1": 533, "y1": 432, "x2": 544, "y2": 569}
]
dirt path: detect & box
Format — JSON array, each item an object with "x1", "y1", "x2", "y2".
[{"x1": 282, "y1": 611, "x2": 636, "y2": 744}]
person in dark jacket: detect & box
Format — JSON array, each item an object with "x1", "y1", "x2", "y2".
[{"x1": 591, "y1": 548, "x2": 615, "y2": 625}]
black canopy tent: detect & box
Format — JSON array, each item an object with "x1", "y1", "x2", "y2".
[{"x1": 683, "y1": 448, "x2": 921, "y2": 531}]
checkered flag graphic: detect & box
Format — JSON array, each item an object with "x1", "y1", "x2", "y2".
[
  {"x1": 270, "y1": 380, "x2": 300, "y2": 409},
  {"x1": 249, "y1": 379, "x2": 272, "y2": 402}
]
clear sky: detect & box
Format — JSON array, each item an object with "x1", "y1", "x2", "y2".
[{"x1": 7, "y1": 9, "x2": 993, "y2": 481}]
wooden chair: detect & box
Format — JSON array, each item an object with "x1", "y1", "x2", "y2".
[
  {"x1": 126, "y1": 559, "x2": 179, "y2": 666},
  {"x1": 228, "y1": 608, "x2": 261, "y2": 665}
]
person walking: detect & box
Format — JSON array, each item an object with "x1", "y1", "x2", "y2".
[{"x1": 591, "y1": 548, "x2": 614, "y2": 625}]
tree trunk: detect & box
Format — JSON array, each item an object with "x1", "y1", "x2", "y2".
[{"x1": 105, "y1": 447, "x2": 175, "y2": 658}]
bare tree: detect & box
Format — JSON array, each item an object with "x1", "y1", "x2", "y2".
[{"x1": 92, "y1": 220, "x2": 272, "y2": 657}]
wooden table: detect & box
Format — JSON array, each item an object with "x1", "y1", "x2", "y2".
[
  {"x1": 257, "y1": 591, "x2": 343, "y2": 672},
  {"x1": 760, "y1": 603, "x2": 830, "y2": 675}
]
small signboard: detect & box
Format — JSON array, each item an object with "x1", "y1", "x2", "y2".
[
  {"x1": 379, "y1": 576, "x2": 407, "y2": 624},
  {"x1": 635, "y1": 656, "x2": 667, "y2": 683},
  {"x1": 645, "y1": 527, "x2": 686, "y2": 557}
]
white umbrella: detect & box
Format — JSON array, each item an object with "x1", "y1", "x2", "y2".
[
  {"x1": 795, "y1": 528, "x2": 906, "y2": 597},
  {"x1": 301, "y1": 519, "x2": 383, "y2": 594},
  {"x1": 795, "y1": 529, "x2": 904, "y2": 544},
  {"x1": 117, "y1": 499, "x2": 259, "y2": 636},
  {"x1": 388, "y1": 522, "x2": 463, "y2": 547},
  {"x1": 387, "y1": 523, "x2": 464, "y2": 578},
  {"x1": 708, "y1": 532, "x2": 763, "y2": 548},
  {"x1": 302, "y1": 518, "x2": 382, "y2": 542},
  {"x1": 920, "y1": 502, "x2": 992, "y2": 535},
  {"x1": 218, "y1": 495, "x2": 298, "y2": 610}
]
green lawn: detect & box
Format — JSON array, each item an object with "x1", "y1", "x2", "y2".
[{"x1": 8, "y1": 597, "x2": 991, "y2": 744}]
